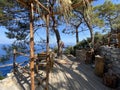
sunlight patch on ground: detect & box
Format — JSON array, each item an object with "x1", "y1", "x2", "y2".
[{"x1": 73, "y1": 68, "x2": 88, "y2": 81}]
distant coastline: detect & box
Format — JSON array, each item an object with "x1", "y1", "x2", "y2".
[
  {"x1": 0, "y1": 43, "x2": 75, "y2": 76},
  {"x1": 0, "y1": 44, "x2": 28, "y2": 76}
]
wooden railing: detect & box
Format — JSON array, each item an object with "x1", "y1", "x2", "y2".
[
  {"x1": 13, "y1": 49, "x2": 29, "y2": 73},
  {"x1": 13, "y1": 49, "x2": 54, "y2": 90}
]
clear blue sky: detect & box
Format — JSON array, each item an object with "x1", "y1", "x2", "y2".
[
  {"x1": 0, "y1": 26, "x2": 15, "y2": 44},
  {"x1": 0, "y1": 0, "x2": 120, "y2": 45}
]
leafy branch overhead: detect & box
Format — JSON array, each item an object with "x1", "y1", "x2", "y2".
[
  {"x1": 94, "y1": 1, "x2": 120, "y2": 31},
  {"x1": 0, "y1": 0, "x2": 120, "y2": 62}
]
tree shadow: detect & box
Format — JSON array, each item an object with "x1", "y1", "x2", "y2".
[
  {"x1": 14, "y1": 68, "x2": 30, "y2": 90},
  {"x1": 54, "y1": 60, "x2": 111, "y2": 90},
  {"x1": 65, "y1": 55, "x2": 111, "y2": 90},
  {"x1": 45, "y1": 62, "x2": 94, "y2": 90}
]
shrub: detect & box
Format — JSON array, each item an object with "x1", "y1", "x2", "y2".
[
  {"x1": 64, "y1": 46, "x2": 75, "y2": 55},
  {"x1": 53, "y1": 47, "x2": 58, "y2": 53},
  {"x1": 0, "y1": 75, "x2": 4, "y2": 80}
]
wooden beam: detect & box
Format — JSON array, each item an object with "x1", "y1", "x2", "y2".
[
  {"x1": 16, "y1": 51, "x2": 29, "y2": 57},
  {"x1": 13, "y1": 49, "x2": 16, "y2": 73},
  {"x1": 34, "y1": 0, "x2": 50, "y2": 14},
  {"x1": 17, "y1": 0, "x2": 29, "y2": 8},
  {"x1": 72, "y1": 0, "x2": 94, "y2": 9},
  {"x1": 45, "y1": 14, "x2": 50, "y2": 90},
  {"x1": 49, "y1": 0, "x2": 94, "y2": 16},
  {"x1": 16, "y1": 0, "x2": 50, "y2": 13},
  {"x1": 16, "y1": 0, "x2": 94, "y2": 17},
  {"x1": 30, "y1": 2, "x2": 35, "y2": 90}
]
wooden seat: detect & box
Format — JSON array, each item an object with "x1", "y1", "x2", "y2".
[{"x1": 35, "y1": 52, "x2": 55, "y2": 73}]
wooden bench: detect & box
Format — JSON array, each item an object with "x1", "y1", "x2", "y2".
[{"x1": 35, "y1": 52, "x2": 54, "y2": 73}]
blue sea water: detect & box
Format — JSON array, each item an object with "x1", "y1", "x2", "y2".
[
  {"x1": 0, "y1": 44, "x2": 29, "y2": 77},
  {"x1": 0, "y1": 66, "x2": 12, "y2": 76},
  {"x1": 0, "y1": 44, "x2": 55, "y2": 77},
  {"x1": 0, "y1": 56, "x2": 29, "y2": 76},
  {"x1": 0, "y1": 43, "x2": 74, "y2": 77}
]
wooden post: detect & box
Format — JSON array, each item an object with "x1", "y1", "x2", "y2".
[
  {"x1": 13, "y1": 49, "x2": 16, "y2": 73},
  {"x1": 45, "y1": 0, "x2": 50, "y2": 89},
  {"x1": 30, "y1": 2, "x2": 35, "y2": 90},
  {"x1": 45, "y1": 14, "x2": 50, "y2": 90},
  {"x1": 108, "y1": 33, "x2": 111, "y2": 46}
]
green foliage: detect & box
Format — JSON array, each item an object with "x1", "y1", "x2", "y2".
[
  {"x1": 64, "y1": 46, "x2": 74, "y2": 55},
  {"x1": 64, "y1": 31, "x2": 106, "y2": 56},
  {"x1": 91, "y1": 8, "x2": 104, "y2": 27},
  {"x1": 0, "y1": 72, "x2": 4, "y2": 80},
  {"x1": 63, "y1": 31, "x2": 106, "y2": 56},
  {"x1": 94, "y1": 32, "x2": 103, "y2": 43},
  {"x1": 0, "y1": 45, "x2": 14, "y2": 63},
  {"x1": 0, "y1": 75, "x2": 4, "y2": 80},
  {"x1": 0, "y1": 0, "x2": 14, "y2": 18},
  {"x1": 4, "y1": 21, "x2": 30, "y2": 40},
  {"x1": 53, "y1": 47, "x2": 58, "y2": 53},
  {"x1": 0, "y1": 55, "x2": 9, "y2": 63},
  {"x1": 0, "y1": 1, "x2": 30, "y2": 62},
  {"x1": 0, "y1": 0, "x2": 13, "y2": 6},
  {"x1": 0, "y1": 42, "x2": 29, "y2": 63},
  {"x1": 112, "y1": 4, "x2": 120, "y2": 29},
  {"x1": 94, "y1": 1, "x2": 120, "y2": 31},
  {"x1": 74, "y1": 39, "x2": 89, "y2": 49},
  {"x1": 74, "y1": 32, "x2": 104, "y2": 49}
]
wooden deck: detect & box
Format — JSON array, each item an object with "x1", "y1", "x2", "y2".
[{"x1": 35, "y1": 56, "x2": 112, "y2": 90}]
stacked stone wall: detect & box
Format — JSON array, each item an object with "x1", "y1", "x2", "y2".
[{"x1": 99, "y1": 46, "x2": 120, "y2": 73}]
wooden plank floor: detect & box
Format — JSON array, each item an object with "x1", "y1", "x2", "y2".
[
  {"x1": 15, "y1": 55, "x2": 113, "y2": 90},
  {"x1": 49, "y1": 57, "x2": 112, "y2": 90},
  {"x1": 47, "y1": 56, "x2": 112, "y2": 90}
]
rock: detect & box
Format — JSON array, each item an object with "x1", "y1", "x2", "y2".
[
  {"x1": 7, "y1": 73, "x2": 13, "y2": 77},
  {"x1": 99, "y1": 46, "x2": 120, "y2": 75},
  {"x1": 0, "y1": 73, "x2": 22, "y2": 90}
]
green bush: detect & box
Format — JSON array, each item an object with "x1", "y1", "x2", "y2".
[
  {"x1": 74, "y1": 40, "x2": 89, "y2": 50},
  {"x1": 64, "y1": 46, "x2": 75, "y2": 55},
  {"x1": 64, "y1": 41, "x2": 88, "y2": 56},
  {"x1": 0, "y1": 75, "x2": 4, "y2": 80},
  {"x1": 53, "y1": 47, "x2": 58, "y2": 53}
]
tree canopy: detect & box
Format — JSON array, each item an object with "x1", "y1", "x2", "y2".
[
  {"x1": 0, "y1": 0, "x2": 120, "y2": 62},
  {"x1": 94, "y1": 1, "x2": 120, "y2": 32}
]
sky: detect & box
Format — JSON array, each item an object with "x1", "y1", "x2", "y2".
[
  {"x1": 0, "y1": 26, "x2": 15, "y2": 44},
  {"x1": 0, "y1": 0, "x2": 120, "y2": 45}
]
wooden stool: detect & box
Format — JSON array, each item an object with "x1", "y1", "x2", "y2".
[{"x1": 94, "y1": 55, "x2": 104, "y2": 77}]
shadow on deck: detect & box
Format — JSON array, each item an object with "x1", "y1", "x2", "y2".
[
  {"x1": 46, "y1": 56, "x2": 112, "y2": 90},
  {"x1": 14, "y1": 55, "x2": 115, "y2": 90}
]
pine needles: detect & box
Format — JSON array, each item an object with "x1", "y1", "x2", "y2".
[{"x1": 58, "y1": 0, "x2": 73, "y2": 22}]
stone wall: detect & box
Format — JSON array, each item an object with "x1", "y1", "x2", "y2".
[{"x1": 99, "y1": 46, "x2": 120, "y2": 74}]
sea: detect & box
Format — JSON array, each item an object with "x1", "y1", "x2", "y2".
[
  {"x1": 0, "y1": 44, "x2": 29, "y2": 77},
  {"x1": 0, "y1": 43, "x2": 74, "y2": 77}
]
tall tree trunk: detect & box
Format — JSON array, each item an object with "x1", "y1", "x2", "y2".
[
  {"x1": 45, "y1": 14, "x2": 49, "y2": 90},
  {"x1": 55, "y1": 29, "x2": 61, "y2": 57},
  {"x1": 74, "y1": 22, "x2": 82, "y2": 44},
  {"x1": 85, "y1": 20, "x2": 94, "y2": 46},
  {"x1": 77, "y1": 10, "x2": 94, "y2": 47},
  {"x1": 50, "y1": 1, "x2": 61, "y2": 58},
  {"x1": 76, "y1": 27, "x2": 79, "y2": 44},
  {"x1": 51, "y1": 15, "x2": 61, "y2": 57},
  {"x1": 83, "y1": 14, "x2": 94, "y2": 47}
]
